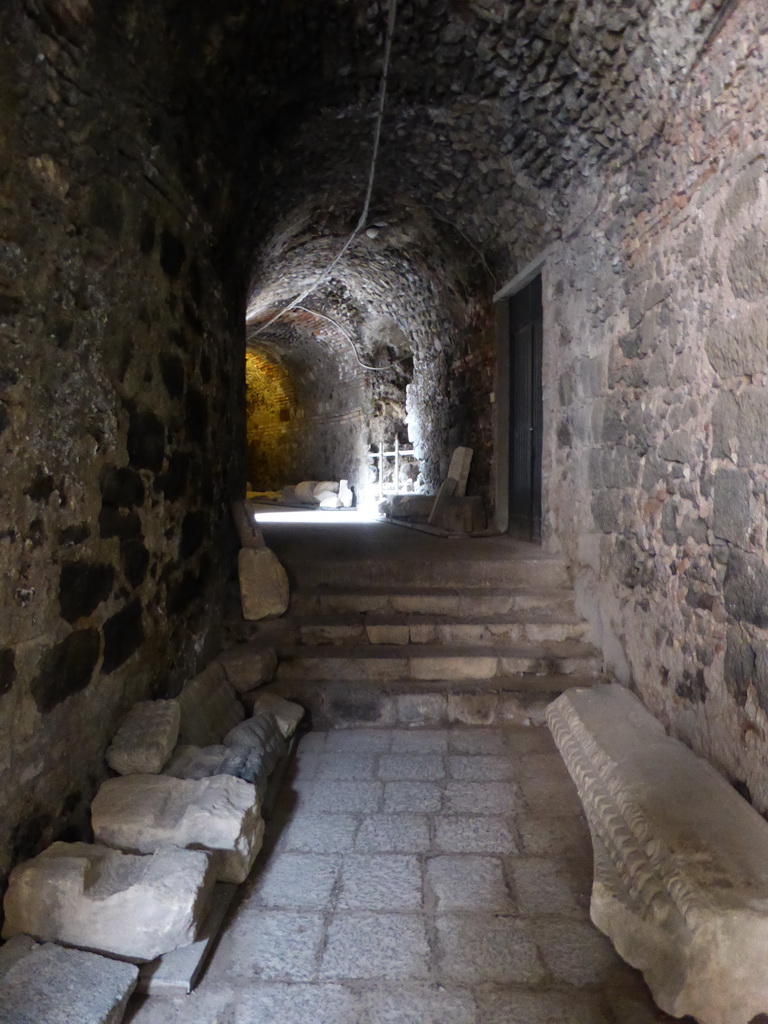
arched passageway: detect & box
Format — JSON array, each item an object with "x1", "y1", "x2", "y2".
[{"x1": 2, "y1": 1, "x2": 768, "y2": 1020}]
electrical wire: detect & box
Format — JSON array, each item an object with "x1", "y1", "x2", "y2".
[
  {"x1": 295, "y1": 305, "x2": 411, "y2": 372},
  {"x1": 250, "y1": 0, "x2": 398, "y2": 337}
]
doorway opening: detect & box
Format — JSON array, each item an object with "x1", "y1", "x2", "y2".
[{"x1": 506, "y1": 273, "x2": 543, "y2": 542}]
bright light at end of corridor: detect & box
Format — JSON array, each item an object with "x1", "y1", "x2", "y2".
[{"x1": 253, "y1": 508, "x2": 384, "y2": 525}]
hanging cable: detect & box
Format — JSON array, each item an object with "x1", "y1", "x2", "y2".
[
  {"x1": 295, "y1": 305, "x2": 411, "y2": 372},
  {"x1": 250, "y1": 0, "x2": 398, "y2": 336}
]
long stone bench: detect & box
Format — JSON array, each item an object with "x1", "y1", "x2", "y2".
[{"x1": 546, "y1": 684, "x2": 768, "y2": 1024}]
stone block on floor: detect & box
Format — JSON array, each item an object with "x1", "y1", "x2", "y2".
[
  {"x1": 91, "y1": 774, "x2": 264, "y2": 883},
  {"x1": 176, "y1": 663, "x2": 245, "y2": 748},
  {"x1": 215, "y1": 643, "x2": 278, "y2": 693},
  {"x1": 238, "y1": 546, "x2": 289, "y2": 620},
  {"x1": 106, "y1": 699, "x2": 180, "y2": 776},
  {"x1": 164, "y1": 743, "x2": 271, "y2": 797},
  {"x1": 548, "y1": 682, "x2": 768, "y2": 1022},
  {"x1": 242, "y1": 692, "x2": 304, "y2": 737},
  {"x1": 2, "y1": 842, "x2": 214, "y2": 962},
  {"x1": 223, "y1": 710, "x2": 286, "y2": 778},
  {"x1": 0, "y1": 938, "x2": 139, "y2": 1024}
]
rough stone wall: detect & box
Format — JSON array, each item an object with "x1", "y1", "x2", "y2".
[
  {"x1": 544, "y1": 0, "x2": 768, "y2": 808},
  {"x1": 0, "y1": 3, "x2": 245, "y2": 883},
  {"x1": 245, "y1": 321, "x2": 369, "y2": 495}
]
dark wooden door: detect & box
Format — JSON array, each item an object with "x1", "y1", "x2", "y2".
[{"x1": 508, "y1": 274, "x2": 543, "y2": 541}]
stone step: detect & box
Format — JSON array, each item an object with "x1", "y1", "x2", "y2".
[
  {"x1": 263, "y1": 674, "x2": 603, "y2": 729},
  {"x1": 289, "y1": 554, "x2": 569, "y2": 590},
  {"x1": 290, "y1": 585, "x2": 577, "y2": 618},
  {"x1": 274, "y1": 641, "x2": 602, "y2": 682},
  {"x1": 294, "y1": 612, "x2": 588, "y2": 647}
]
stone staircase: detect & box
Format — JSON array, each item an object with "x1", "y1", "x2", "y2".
[{"x1": 258, "y1": 531, "x2": 604, "y2": 728}]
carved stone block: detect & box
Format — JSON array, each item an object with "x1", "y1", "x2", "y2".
[
  {"x1": 91, "y1": 774, "x2": 264, "y2": 884},
  {"x1": 2, "y1": 843, "x2": 214, "y2": 962},
  {"x1": 106, "y1": 699, "x2": 180, "y2": 775},
  {"x1": 547, "y1": 684, "x2": 768, "y2": 1024}
]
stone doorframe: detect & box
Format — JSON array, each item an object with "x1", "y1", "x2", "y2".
[{"x1": 492, "y1": 252, "x2": 548, "y2": 536}]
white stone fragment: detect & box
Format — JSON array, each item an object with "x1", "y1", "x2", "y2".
[
  {"x1": 177, "y1": 663, "x2": 245, "y2": 747},
  {"x1": 215, "y1": 643, "x2": 278, "y2": 693},
  {"x1": 338, "y1": 479, "x2": 354, "y2": 508},
  {"x1": 547, "y1": 683, "x2": 768, "y2": 1024},
  {"x1": 106, "y1": 699, "x2": 180, "y2": 775},
  {"x1": 0, "y1": 938, "x2": 138, "y2": 1024},
  {"x1": 314, "y1": 481, "x2": 339, "y2": 496},
  {"x1": 243, "y1": 692, "x2": 304, "y2": 738},
  {"x1": 295, "y1": 481, "x2": 320, "y2": 503},
  {"x1": 92, "y1": 774, "x2": 264, "y2": 884},
  {"x1": 2, "y1": 843, "x2": 214, "y2": 962},
  {"x1": 238, "y1": 547, "x2": 290, "y2": 620},
  {"x1": 317, "y1": 492, "x2": 341, "y2": 508}
]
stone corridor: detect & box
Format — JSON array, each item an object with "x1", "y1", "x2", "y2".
[{"x1": 127, "y1": 724, "x2": 675, "y2": 1024}]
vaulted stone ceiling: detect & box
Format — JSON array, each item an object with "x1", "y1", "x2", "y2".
[
  {"x1": 242, "y1": 0, "x2": 728, "y2": 271},
  {"x1": 237, "y1": 0, "x2": 729, "y2": 360}
]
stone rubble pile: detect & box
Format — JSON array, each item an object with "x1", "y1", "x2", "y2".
[{"x1": 1, "y1": 647, "x2": 304, "y2": 1022}]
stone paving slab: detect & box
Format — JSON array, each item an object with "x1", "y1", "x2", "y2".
[{"x1": 126, "y1": 725, "x2": 680, "y2": 1024}]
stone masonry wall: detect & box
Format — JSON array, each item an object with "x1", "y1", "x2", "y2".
[
  {"x1": 245, "y1": 331, "x2": 368, "y2": 495},
  {"x1": 544, "y1": 0, "x2": 768, "y2": 809},
  {"x1": 0, "y1": 4, "x2": 245, "y2": 885}
]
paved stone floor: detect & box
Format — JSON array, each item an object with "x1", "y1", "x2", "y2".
[{"x1": 127, "y1": 726, "x2": 680, "y2": 1024}]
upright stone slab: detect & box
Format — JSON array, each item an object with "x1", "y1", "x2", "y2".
[
  {"x1": 215, "y1": 643, "x2": 278, "y2": 694},
  {"x1": 0, "y1": 938, "x2": 138, "y2": 1024},
  {"x1": 177, "y1": 662, "x2": 245, "y2": 747},
  {"x1": 2, "y1": 843, "x2": 214, "y2": 962},
  {"x1": 547, "y1": 684, "x2": 768, "y2": 1024},
  {"x1": 446, "y1": 446, "x2": 473, "y2": 496},
  {"x1": 238, "y1": 546, "x2": 290, "y2": 620},
  {"x1": 106, "y1": 699, "x2": 180, "y2": 775},
  {"x1": 92, "y1": 774, "x2": 264, "y2": 884}
]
